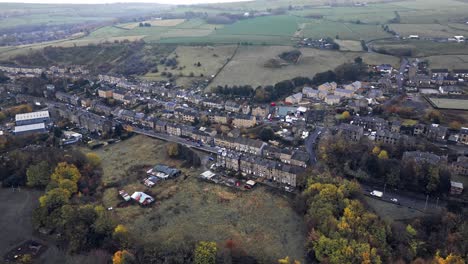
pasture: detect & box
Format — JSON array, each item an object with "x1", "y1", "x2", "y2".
[
  {"x1": 424, "y1": 55, "x2": 468, "y2": 70},
  {"x1": 209, "y1": 46, "x2": 399, "y2": 89},
  {"x1": 388, "y1": 24, "x2": 468, "y2": 38},
  {"x1": 90, "y1": 135, "x2": 306, "y2": 263},
  {"x1": 371, "y1": 40, "x2": 468, "y2": 57},
  {"x1": 121, "y1": 19, "x2": 186, "y2": 29},
  {"x1": 143, "y1": 45, "x2": 237, "y2": 81}
]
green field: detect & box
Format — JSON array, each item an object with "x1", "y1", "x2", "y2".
[
  {"x1": 88, "y1": 135, "x2": 306, "y2": 263},
  {"x1": 209, "y1": 45, "x2": 400, "y2": 89},
  {"x1": 371, "y1": 39, "x2": 468, "y2": 57},
  {"x1": 389, "y1": 23, "x2": 468, "y2": 38}
]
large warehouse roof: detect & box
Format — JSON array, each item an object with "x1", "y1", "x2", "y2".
[
  {"x1": 14, "y1": 123, "x2": 46, "y2": 133},
  {"x1": 15, "y1": 111, "x2": 49, "y2": 122}
]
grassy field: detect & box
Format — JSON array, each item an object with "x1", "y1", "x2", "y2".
[
  {"x1": 121, "y1": 19, "x2": 186, "y2": 29},
  {"x1": 371, "y1": 39, "x2": 468, "y2": 57},
  {"x1": 209, "y1": 45, "x2": 399, "y2": 89},
  {"x1": 143, "y1": 45, "x2": 237, "y2": 81},
  {"x1": 388, "y1": 23, "x2": 468, "y2": 38},
  {"x1": 423, "y1": 55, "x2": 468, "y2": 70},
  {"x1": 301, "y1": 20, "x2": 390, "y2": 41},
  {"x1": 87, "y1": 135, "x2": 306, "y2": 262},
  {"x1": 336, "y1": 39, "x2": 363, "y2": 51},
  {"x1": 364, "y1": 196, "x2": 427, "y2": 222},
  {"x1": 0, "y1": 3, "x2": 168, "y2": 29},
  {"x1": 0, "y1": 188, "x2": 42, "y2": 256}
]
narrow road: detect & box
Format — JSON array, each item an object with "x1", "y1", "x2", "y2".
[
  {"x1": 397, "y1": 58, "x2": 408, "y2": 92},
  {"x1": 362, "y1": 183, "x2": 444, "y2": 213},
  {"x1": 305, "y1": 127, "x2": 325, "y2": 165}
]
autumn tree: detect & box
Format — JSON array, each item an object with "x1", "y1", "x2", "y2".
[
  {"x1": 39, "y1": 187, "x2": 71, "y2": 211},
  {"x1": 194, "y1": 241, "x2": 217, "y2": 264},
  {"x1": 86, "y1": 153, "x2": 101, "y2": 169},
  {"x1": 378, "y1": 150, "x2": 389, "y2": 160},
  {"x1": 113, "y1": 224, "x2": 131, "y2": 248},
  {"x1": 167, "y1": 143, "x2": 179, "y2": 158},
  {"x1": 113, "y1": 250, "x2": 135, "y2": 264},
  {"x1": 50, "y1": 162, "x2": 81, "y2": 183},
  {"x1": 26, "y1": 161, "x2": 51, "y2": 188},
  {"x1": 278, "y1": 256, "x2": 301, "y2": 264},
  {"x1": 448, "y1": 121, "x2": 462, "y2": 130}
]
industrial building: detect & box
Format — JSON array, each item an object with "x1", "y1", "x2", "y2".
[
  {"x1": 13, "y1": 123, "x2": 47, "y2": 135},
  {"x1": 15, "y1": 111, "x2": 50, "y2": 126}
]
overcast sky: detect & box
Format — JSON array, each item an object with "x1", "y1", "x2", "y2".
[{"x1": 0, "y1": 0, "x2": 251, "y2": 4}]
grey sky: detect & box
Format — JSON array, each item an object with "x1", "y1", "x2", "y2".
[{"x1": 0, "y1": 0, "x2": 251, "y2": 4}]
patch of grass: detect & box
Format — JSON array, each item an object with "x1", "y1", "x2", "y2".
[
  {"x1": 336, "y1": 39, "x2": 363, "y2": 51},
  {"x1": 127, "y1": 178, "x2": 306, "y2": 263},
  {"x1": 364, "y1": 196, "x2": 426, "y2": 222},
  {"x1": 143, "y1": 45, "x2": 237, "y2": 80},
  {"x1": 301, "y1": 20, "x2": 390, "y2": 41},
  {"x1": 424, "y1": 55, "x2": 468, "y2": 70},
  {"x1": 209, "y1": 45, "x2": 399, "y2": 89},
  {"x1": 87, "y1": 134, "x2": 306, "y2": 262},
  {"x1": 388, "y1": 23, "x2": 468, "y2": 38},
  {"x1": 372, "y1": 40, "x2": 468, "y2": 57}
]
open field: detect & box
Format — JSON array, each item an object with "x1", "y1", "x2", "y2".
[
  {"x1": 121, "y1": 19, "x2": 186, "y2": 29},
  {"x1": 388, "y1": 23, "x2": 468, "y2": 38},
  {"x1": 209, "y1": 45, "x2": 400, "y2": 89},
  {"x1": 0, "y1": 3, "x2": 169, "y2": 30},
  {"x1": 423, "y1": 55, "x2": 468, "y2": 70},
  {"x1": 371, "y1": 39, "x2": 468, "y2": 57},
  {"x1": 87, "y1": 135, "x2": 306, "y2": 262},
  {"x1": 0, "y1": 188, "x2": 42, "y2": 256},
  {"x1": 301, "y1": 20, "x2": 390, "y2": 41},
  {"x1": 143, "y1": 45, "x2": 237, "y2": 80},
  {"x1": 427, "y1": 97, "x2": 468, "y2": 110},
  {"x1": 364, "y1": 196, "x2": 427, "y2": 222},
  {"x1": 336, "y1": 39, "x2": 363, "y2": 51}
]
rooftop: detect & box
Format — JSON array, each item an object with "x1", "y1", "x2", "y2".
[{"x1": 15, "y1": 111, "x2": 49, "y2": 122}]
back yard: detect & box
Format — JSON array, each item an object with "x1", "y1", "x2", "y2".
[{"x1": 88, "y1": 135, "x2": 306, "y2": 262}]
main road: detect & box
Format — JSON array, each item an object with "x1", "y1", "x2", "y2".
[{"x1": 131, "y1": 127, "x2": 218, "y2": 154}]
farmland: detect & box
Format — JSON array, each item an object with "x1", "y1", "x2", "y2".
[
  {"x1": 388, "y1": 24, "x2": 468, "y2": 38},
  {"x1": 87, "y1": 135, "x2": 306, "y2": 263},
  {"x1": 371, "y1": 39, "x2": 468, "y2": 57},
  {"x1": 143, "y1": 45, "x2": 237, "y2": 82},
  {"x1": 209, "y1": 45, "x2": 400, "y2": 89}
]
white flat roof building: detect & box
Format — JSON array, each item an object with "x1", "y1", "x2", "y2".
[
  {"x1": 15, "y1": 111, "x2": 49, "y2": 122},
  {"x1": 14, "y1": 123, "x2": 46, "y2": 134}
]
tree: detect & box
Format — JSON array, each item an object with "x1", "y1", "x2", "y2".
[
  {"x1": 372, "y1": 146, "x2": 381, "y2": 155},
  {"x1": 113, "y1": 224, "x2": 130, "y2": 247},
  {"x1": 194, "y1": 241, "x2": 217, "y2": 264},
  {"x1": 278, "y1": 256, "x2": 301, "y2": 264},
  {"x1": 433, "y1": 253, "x2": 465, "y2": 264},
  {"x1": 19, "y1": 254, "x2": 32, "y2": 264},
  {"x1": 378, "y1": 150, "x2": 389, "y2": 160},
  {"x1": 449, "y1": 121, "x2": 462, "y2": 130},
  {"x1": 39, "y1": 187, "x2": 71, "y2": 210},
  {"x1": 26, "y1": 161, "x2": 51, "y2": 188},
  {"x1": 86, "y1": 153, "x2": 101, "y2": 169},
  {"x1": 354, "y1": 57, "x2": 363, "y2": 64},
  {"x1": 259, "y1": 127, "x2": 275, "y2": 141},
  {"x1": 341, "y1": 111, "x2": 351, "y2": 120},
  {"x1": 58, "y1": 179, "x2": 78, "y2": 194},
  {"x1": 113, "y1": 250, "x2": 135, "y2": 264},
  {"x1": 167, "y1": 143, "x2": 179, "y2": 158},
  {"x1": 50, "y1": 162, "x2": 81, "y2": 183}
]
